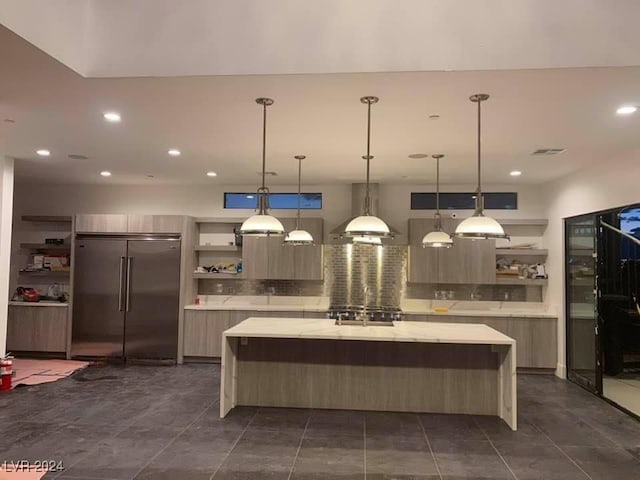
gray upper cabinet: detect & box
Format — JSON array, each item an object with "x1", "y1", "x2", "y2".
[
  {"x1": 242, "y1": 236, "x2": 270, "y2": 279},
  {"x1": 408, "y1": 218, "x2": 496, "y2": 284},
  {"x1": 267, "y1": 219, "x2": 296, "y2": 280},
  {"x1": 407, "y1": 219, "x2": 439, "y2": 283},
  {"x1": 75, "y1": 214, "x2": 128, "y2": 233},
  {"x1": 127, "y1": 215, "x2": 184, "y2": 233},
  {"x1": 75, "y1": 214, "x2": 184, "y2": 234},
  {"x1": 293, "y1": 218, "x2": 324, "y2": 281},
  {"x1": 242, "y1": 217, "x2": 324, "y2": 281}
]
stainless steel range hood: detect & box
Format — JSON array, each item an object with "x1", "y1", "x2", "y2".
[{"x1": 330, "y1": 183, "x2": 401, "y2": 239}]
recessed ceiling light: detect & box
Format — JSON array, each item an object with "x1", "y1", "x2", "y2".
[
  {"x1": 36, "y1": 149, "x2": 50, "y2": 157},
  {"x1": 103, "y1": 112, "x2": 121, "y2": 123},
  {"x1": 206, "y1": 171, "x2": 217, "y2": 177},
  {"x1": 167, "y1": 149, "x2": 181, "y2": 156},
  {"x1": 616, "y1": 105, "x2": 637, "y2": 115},
  {"x1": 510, "y1": 170, "x2": 522, "y2": 177},
  {"x1": 100, "y1": 171, "x2": 112, "y2": 177},
  {"x1": 408, "y1": 153, "x2": 429, "y2": 159},
  {"x1": 428, "y1": 114, "x2": 440, "y2": 120}
]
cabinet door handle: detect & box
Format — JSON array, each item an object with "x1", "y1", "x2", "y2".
[
  {"x1": 118, "y1": 256, "x2": 125, "y2": 311},
  {"x1": 126, "y1": 256, "x2": 132, "y2": 312}
]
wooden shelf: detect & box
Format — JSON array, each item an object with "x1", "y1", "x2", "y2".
[
  {"x1": 194, "y1": 245, "x2": 240, "y2": 252},
  {"x1": 20, "y1": 243, "x2": 70, "y2": 251},
  {"x1": 18, "y1": 270, "x2": 70, "y2": 277},
  {"x1": 494, "y1": 277, "x2": 548, "y2": 286},
  {"x1": 194, "y1": 217, "x2": 245, "y2": 224},
  {"x1": 496, "y1": 248, "x2": 548, "y2": 257},
  {"x1": 193, "y1": 272, "x2": 244, "y2": 279},
  {"x1": 499, "y1": 219, "x2": 548, "y2": 226},
  {"x1": 21, "y1": 215, "x2": 72, "y2": 223}
]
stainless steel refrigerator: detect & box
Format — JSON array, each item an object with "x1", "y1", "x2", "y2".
[{"x1": 71, "y1": 235, "x2": 181, "y2": 360}]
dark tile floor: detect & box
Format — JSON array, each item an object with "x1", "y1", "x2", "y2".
[{"x1": 1, "y1": 364, "x2": 640, "y2": 479}]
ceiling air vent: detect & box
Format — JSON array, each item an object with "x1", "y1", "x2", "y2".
[{"x1": 531, "y1": 148, "x2": 566, "y2": 156}]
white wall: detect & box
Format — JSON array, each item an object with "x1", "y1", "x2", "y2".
[
  {"x1": 543, "y1": 147, "x2": 640, "y2": 377},
  {"x1": 0, "y1": 158, "x2": 15, "y2": 357}
]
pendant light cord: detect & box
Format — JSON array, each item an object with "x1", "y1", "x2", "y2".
[
  {"x1": 365, "y1": 99, "x2": 372, "y2": 215},
  {"x1": 297, "y1": 157, "x2": 302, "y2": 229},
  {"x1": 436, "y1": 156, "x2": 440, "y2": 214},
  {"x1": 477, "y1": 98, "x2": 482, "y2": 197},
  {"x1": 261, "y1": 101, "x2": 267, "y2": 191}
]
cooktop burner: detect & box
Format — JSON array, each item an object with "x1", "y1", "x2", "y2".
[{"x1": 328, "y1": 306, "x2": 403, "y2": 322}]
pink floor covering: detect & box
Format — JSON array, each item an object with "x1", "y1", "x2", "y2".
[
  {"x1": 0, "y1": 359, "x2": 90, "y2": 479},
  {"x1": 0, "y1": 465, "x2": 47, "y2": 480},
  {"x1": 8, "y1": 358, "x2": 90, "y2": 388}
]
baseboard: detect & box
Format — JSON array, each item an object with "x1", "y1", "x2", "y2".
[{"x1": 555, "y1": 363, "x2": 567, "y2": 379}]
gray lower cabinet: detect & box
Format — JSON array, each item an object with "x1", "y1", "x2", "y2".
[
  {"x1": 6, "y1": 305, "x2": 68, "y2": 352},
  {"x1": 408, "y1": 218, "x2": 496, "y2": 284},
  {"x1": 419, "y1": 314, "x2": 557, "y2": 369},
  {"x1": 183, "y1": 310, "x2": 230, "y2": 357},
  {"x1": 183, "y1": 310, "x2": 308, "y2": 358}
]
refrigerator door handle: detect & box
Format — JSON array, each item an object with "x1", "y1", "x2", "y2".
[
  {"x1": 126, "y1": 256, "x2": 132, "y2": 312},
  {"x1": 118, "y1": 256, "x2": 126, "y2": 311}
]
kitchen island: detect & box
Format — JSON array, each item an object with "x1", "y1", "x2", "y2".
[{"x1": 220, "y1": 318, "x2": 517, "y2": 430}]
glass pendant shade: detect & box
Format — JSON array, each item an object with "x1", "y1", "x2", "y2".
[
  {"x1": 422, "y1": 230, "x2": 453, "y2": 248},
  {"x1": 240, "y1": 97, "x2": 284, "y2": 236},
  {"x1": 455, "y1": 94, "x2": 508, "y2": 240},
  {"x1": 344, "y1": 215, "x2": 391, "y2": 237},
  {"x1": 422, "y1": 154, "x2": 452, "y2": 248},
  {"x1": 344, "y1": 96, "x2": 392, "y2": 242},
  {"x1": 284, "y1": 229, "x2": 314, "y2": 245},
  {"x1": 455, "y1": 213, "x2": 507, "y2": 239},
  {"x1": 240, "y1": 213, "x2": 285, "y2": 236},
  {"x1": 284, "y1": 155, "x2": 315, "y2": 245}
]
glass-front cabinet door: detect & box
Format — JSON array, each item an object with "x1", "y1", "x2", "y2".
[{"x1": 566, "y1": 215, "x2": 599, "y2": 392}]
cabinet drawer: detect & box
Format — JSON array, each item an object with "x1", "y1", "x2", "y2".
[{"x1": 7, "y1": 306, "x2": 67, "y2": 352}]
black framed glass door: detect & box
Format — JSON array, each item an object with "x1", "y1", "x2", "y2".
[{"x1": 566, "y1": 214, "x2": 600, "y2": 392}]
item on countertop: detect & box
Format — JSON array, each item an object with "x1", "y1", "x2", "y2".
[
  {"x1": 16, "y1": 287, "x2": 40, "y2": 302},
  {"x1": 47, "y1": 283, "x2": 63, "y2": 299},
  {"x1": 195, "y1": 296, "x2": 200, "y2": 305},
  {"x1": 237, "y1": 261, "x2": 243, "y2": 273},
  {"x1": 45, "y1": 238, "x2": 65, "y2": 245}
]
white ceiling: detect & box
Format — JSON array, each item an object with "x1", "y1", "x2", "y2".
[
  {"x1": 3, "y1": 0, "x2": 640, "y2": 78},
  {"x1": 1, "y1": 24, "x2": 639, "y2": 186}
]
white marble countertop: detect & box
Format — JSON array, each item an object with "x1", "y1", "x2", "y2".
[
  {"x1": 400, "y1": 300, "x2": 557, "y2": 319},
  {"x1": 185, "y1": 295, "x2": 330, "y2": 312},
  {"x1": 9, "y1": 301, "x2": 69, "y2": 307},
  {"x1": 224, "y1": 317, "x2": 515, "y2": 346}
]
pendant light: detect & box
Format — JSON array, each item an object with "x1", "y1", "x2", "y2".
[
  {"x1": 284, "y1": 155, "x2": 315, "y2": 245},
  {"x1": 422, "y1": 154, "x2": 453, "y2": 248},
  {"x1": 344, "y1": 96, "x2": 392, "y2": 240},
  {"x1": 240, "y1": 98, "x2": 285, "y2": 236},
  {"x1": 455, "y1": 94, "x2": 509, "y2": 240}
]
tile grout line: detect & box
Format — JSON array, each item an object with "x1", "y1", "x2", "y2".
[
  {"x1": 286, "y1": 414, "x2": 311, "y2": 480},
  {"x1": 416, "y1": 414, "x2": 443, "y2": 480},
  {"x1": 50, "y1": 394, "x2": 166, "y2": 480},
  {"x1": 529, "y1": 422, "x2": 594, "y2": 480},
  {"x1": 473, "y1": 417, "x2": 519, "y2": 480},
  {"x1": 128, "y1": 396, "x2": 220, "y2": 480},
  {"x1": 363, "y1": 413, "x2": 367, "y2": 480},
  {"x1": 207, "y1": 407, "x2": 261, "y2": 480}
]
